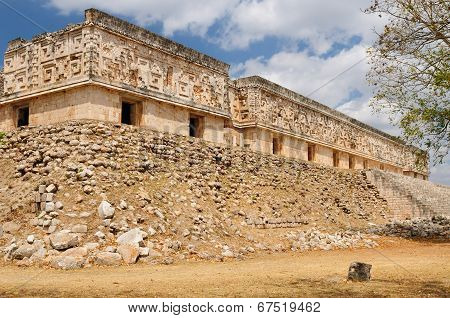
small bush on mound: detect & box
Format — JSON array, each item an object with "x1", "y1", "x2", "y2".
[{"x1": 0, "y1": 131, "x2": 5, "y2": 144}]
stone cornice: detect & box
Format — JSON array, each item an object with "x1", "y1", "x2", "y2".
[{"x1": 84, "y1": 8, "x2": 230, "y2": 75}]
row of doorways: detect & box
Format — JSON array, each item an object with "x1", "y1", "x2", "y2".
[
  {"x1": 15, "y1": 102, "x2": 141, "y2": 127},
  {"x1": 13, "y1": 101, "x2": 139, "y2": 128},
  {"x1": 274, "y1": 139, "x2": 366, "y2": 170},
  {"x1": 121, "y1": 101, "x2": 204, "y2": 139},
  {"x1": 12, "y1": 102, "x2": 205, "y2": 139}
]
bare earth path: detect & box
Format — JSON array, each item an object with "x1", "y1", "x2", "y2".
[{"x1": 0, "y1": 240, "x2": 449, "y2": 298}]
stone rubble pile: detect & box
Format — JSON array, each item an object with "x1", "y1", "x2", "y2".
[
  {"x1": 368, "y1": 216, "x2": 450, "y2": 239},
  {"x1": 30, "y1": 182, "x2": 63, "y2": 233},
  {"x1": 0, "y1": 120, "x2": 437, "y2": 270},
  {"x1": 286, "y1": 228, "x2": 378, "y2": 251}
]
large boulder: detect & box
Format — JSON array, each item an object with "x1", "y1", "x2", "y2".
[
  {"x1": 61, "y1": 247, "x2": 88, "y2": 258},
  {"x1": 50, "y1": 256, "x2": 85, "y2": 270},
  {"x1": 95, "y1": 252, "x2": 122, "y2": 266},
  {"x1": 98, "y1": 201, "x2": 115, "y2": 219},
  {"x1": 2, "y1": 222, "x2": 21, "y2": 234},
  {"x1": 49, "y1": 231, "x2": 79, "y2": 250},
  {"x1": 117, "y1": 228, "x2": 146, "y2": 246},
  {"x1": 348, "y1": 262, "x2": 372, "y2": 282},
  {"x1": 117, "y1": 244, "x2": 140, "y2": 264},
  {"x1": 12, "y1": 243, "x2": 36, "y2": 260},
  {"x1": 30, "y1": 246, "x2": 47, "y2": 261}
]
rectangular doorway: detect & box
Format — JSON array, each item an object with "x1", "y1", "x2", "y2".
[
  {"x1": 349, "y1": 155, "x2": 355, "y2": 169},
  {"x1": 17, "y1": 106, "x2": 29, "y2": 127},
  {"x1": 363, "y1": 159, "x2": 368, "y2": 169},
  {"x1": 121, "y1": 101, "x2": 141, "y2": 126},
  {"x1": 189, "y1": 114, "x2": 204, "y2": 138},
  {"x1": 333, "y1": 151, "x2": 340, "y2": 167},
  {"x1": 272, "y1": 138, "x2": 281, "y2": 155},
  {"x1": 121, "y1": 102, "x2": 132, "y2": 125},
  {"x1": 307, "y1": 144, "x2": 316, "y2": 162}
]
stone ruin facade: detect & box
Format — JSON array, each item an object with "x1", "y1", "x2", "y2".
[{"x1": 0, "y1": 8, "x2": 428, "y2": 178}]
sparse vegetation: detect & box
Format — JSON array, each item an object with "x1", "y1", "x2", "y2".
[{"x1": 0, "y1": 131, "x2": 6, "y2": 144}]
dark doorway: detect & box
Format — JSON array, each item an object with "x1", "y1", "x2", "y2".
[
  {"x1": 17, "y1": 107, "x2": 29, "y2": 127},
  {"x1": 307, "y1": 144, "x2": 315, "y2": 162},
  {"x1": 349, "y1": 155, "x2": 355, "y2": 169},
  {"x1": 121, "y1": 102, "x2": 132, "y2": 125},
  {"x1": 363, "y1": 159, "x2": 368, "y2": 169},
  {"x1": 273, "y1": 138, "x2": 281, "y2": 155},
  {"x1": 333, "y1": 151, "x2": 339, "y2": 167},
  {"x1": 189, "y1": 115, "x2": 204, "y2": 138}
]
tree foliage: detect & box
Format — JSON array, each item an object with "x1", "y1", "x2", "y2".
[{"x1": 366, "y1": 0, "x2": 449, "y2": 165}]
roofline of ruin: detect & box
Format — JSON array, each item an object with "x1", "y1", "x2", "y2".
[
  {"x1": 4, "y1": 9, "x2": 230, "y2": 75},
  {"x1": 84, "y1": 8, "x2": 230, "y2": 74}
]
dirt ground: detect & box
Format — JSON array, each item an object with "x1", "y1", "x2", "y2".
[{"x1": 0, "y1": 239, "x2": 449, "y2": 298}]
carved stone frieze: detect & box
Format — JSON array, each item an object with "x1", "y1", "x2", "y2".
[
  {"x1": 95, "y1": 28, "x2": 228, "y2": 112},
  {"x1": 233, "y1": 77, "x2": 426, "y2": 171},
  {"x1": 2, "y1": 26, "x2": 88, "y2": 96}
]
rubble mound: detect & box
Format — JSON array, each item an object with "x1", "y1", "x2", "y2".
[
  {"x1": 0, "y1": 120, "x2": 402, "y2": 268},
  {"x1": 369, "y1": 216, "x2": 450, "y2": 239}
]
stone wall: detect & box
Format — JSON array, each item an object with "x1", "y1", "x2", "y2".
[
  {"x1": 0, "y1": 102, "x2": 13, "y2": 131},
  {"x1": 232, "y1": 76, "x2": 427, "y2": 174},
  {"x1": 364, "y1": 169, "x2": 450, "y2": 219},
  {"x1": 0, "y1": 120, "x2": 403, "y2": 268},
  {"x1": 0, "y1": 83, "x2": 225, "y2": 144},
  {"x1": 0, "y1": 86, "x2": 120, "y2": 130},
  {"x1": 142, "y1": 99, "x2": 225, "y2": 144}
]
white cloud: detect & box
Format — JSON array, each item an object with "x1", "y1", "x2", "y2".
[
  {"x1": 46, "y1": 0, "x2": 239, "y2": 37},
  {"x1": 218, "y1": 0, "x2": 385, "y2": 53},
  {"x1": 47, "y1": 0, "x2": 384, "y2": 52}
]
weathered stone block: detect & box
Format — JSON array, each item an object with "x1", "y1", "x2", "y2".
[
  {"x1": 348, "y1": 262, "x2": 372, "y2": 282},
  {"x1": 117, "y1": 243, "x2": 140, "y2": 264},
  {"x1": 98, "y1": 200, "x2": 115, "y2": 219},
  {"x1": 49, "y1": 231, "x2": 79, "y2": 250},
  {"x1": 95, "y1": 252, "x2": 122, "y2": 266}
]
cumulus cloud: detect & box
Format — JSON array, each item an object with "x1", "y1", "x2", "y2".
[
  {"x1": 47, "y1": 0, "x2": 384, "y2": 52},
  {"x1": 46, "y1": 0, "x2": 239, "y2": 37},
  {"x1": 218, "y1": 0, "x2": 384, "y2": 53}
]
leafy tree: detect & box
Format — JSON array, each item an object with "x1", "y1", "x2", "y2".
[{"x1": 366, "y1": 0, "x2": 449, "y2": 165}]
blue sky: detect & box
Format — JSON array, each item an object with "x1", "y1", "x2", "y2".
[{"x1": 0, "y1": 0, "x2": 448, "y2": 184}]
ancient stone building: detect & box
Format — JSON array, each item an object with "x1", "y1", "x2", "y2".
[{"x1": 0, "y1": 8, "x2": 428, "y2": 179}]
